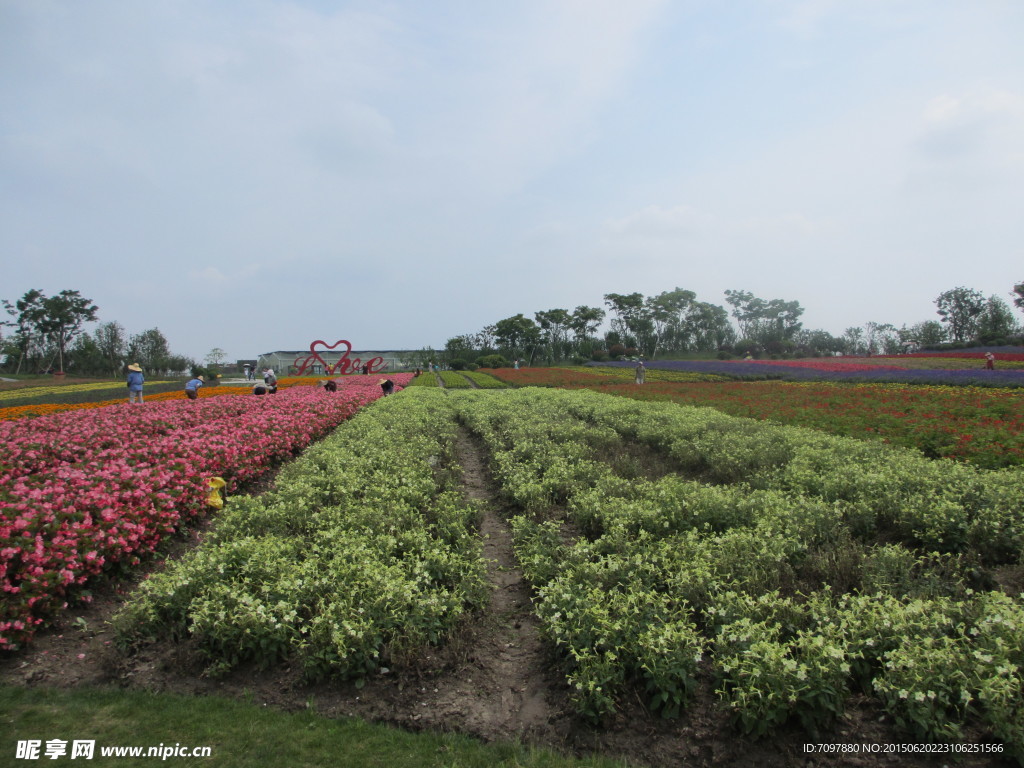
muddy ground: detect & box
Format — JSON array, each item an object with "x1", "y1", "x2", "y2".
[{"x1": 0, "y1": 430, "x2": 1013, "y2": 767}]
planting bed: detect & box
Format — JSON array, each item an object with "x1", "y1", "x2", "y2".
[{"x1": 3, "y1": 386, "x2": 1022, "y2": 766}]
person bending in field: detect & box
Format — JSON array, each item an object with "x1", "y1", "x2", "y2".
[
  {"x1": 184, "y1": 375, "x2": 204, "y2": 400},
  {"x1": 379, "y1": 378, "x2": 394, "y2": 395},
  {"x1": 986, "y1": 352, "x2": 996, "y2": 370},
  {"x1": 320, "y1": 379, "x2": 338, "y2": 393}
]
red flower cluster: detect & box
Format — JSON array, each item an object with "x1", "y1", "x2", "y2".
[{"x1": 0, "y1": 375, "x2": 411, "y2": 650}]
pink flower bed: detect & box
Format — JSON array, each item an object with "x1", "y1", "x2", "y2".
[{"x1": 0, "y1": 374, "x2": 413, "y2": 650}]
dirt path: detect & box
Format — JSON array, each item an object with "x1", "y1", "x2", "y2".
[{"x1": 440, "y1": 427, "x2": 556, "y2": 739}]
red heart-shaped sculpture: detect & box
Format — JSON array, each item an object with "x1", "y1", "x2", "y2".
[
  {"x1": 311, "y1": 339, "x2": 353, "y2": 375},
  {"x1": 295, "y1": 339, "x2": 353, "y2": 375}
]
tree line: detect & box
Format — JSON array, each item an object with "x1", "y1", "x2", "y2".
[
  {"x1": 4, "y1": 283, "x2": 1022, "y2": 378},
  {"x1": 1, "y1": 289, "x2": 192, "y2": 377},
  {"x1": 420, "y1": 283, "x2": 1024, "y2": 368}
]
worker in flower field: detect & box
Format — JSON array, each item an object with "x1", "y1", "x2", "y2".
[
  {"x1": 184, "y1": 374, "x2": 204, "y2": 400},
  {"x1": 263, "y1": 367, "x2": 277, "y2": 387},
  {"x1": 635, "y1": 360, "x2": 645, "y2": 384},
  {"x1": 126, "y1": 362, "x2": 145, "y2": 404},
  {"x1": 320, "y1": 378, "x2": 338, "y2": 393},
  {"x1": 379, "y1": 377, "x2": 395, "y2": 395},
  {"x1": 253, "y1": 383, "x2": 267, "y2": 395},
  {"x1": 985, "y1": 352, "x2": 996, "y2": 370}
]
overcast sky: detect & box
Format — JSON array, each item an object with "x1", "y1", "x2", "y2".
[{"x1": 2, "y1": 0, "x2": 1023, "y2": 361}]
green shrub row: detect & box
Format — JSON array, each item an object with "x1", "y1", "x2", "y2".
[
  {"x1": 557, "y1": 390, "x2": 1024, "y2": 563},
  {"x1": 405, "y1": 372, "x2": 440, "y2": 387},
  {"x1": 438, "y1": 370, "x2": 473, "y2": 389},
  {"x1": 448, "y1": 388, "x2": 1024, "y2": 755},
  {"x1": 114, "y1": 389, "x2": 488, "y2": 682},
  {"x1": 459, "y1": 371, "x2": 508, "y2": 389}
]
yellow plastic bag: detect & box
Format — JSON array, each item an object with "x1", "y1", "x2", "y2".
[{"x1": 206, "y1": 477, "x2": 227, "y2": 509}]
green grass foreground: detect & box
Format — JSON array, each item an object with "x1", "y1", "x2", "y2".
[{"x1": 0, "y1": 687, "x2": 626, "y2": 768}]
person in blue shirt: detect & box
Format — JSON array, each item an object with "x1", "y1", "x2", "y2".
[
  {"x1": 184, "y1": 375, "x2": 205, "y2": 401},
  {"x1": 126, "y1": 363, "x2": 145, "y2": 404}
]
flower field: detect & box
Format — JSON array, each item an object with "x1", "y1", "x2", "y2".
[
  {"x1": 592, "y1": 358, "x2": 1024, "y2": 386},
  {"x1": 459, "y1": 370, "x2": 510, "y2": 388},
  {"x1": 495, "y1": 368, "x2": 1024, "y2": 468},
  {"x1": 0, "y1": 380, "x2": 174, "y2": 403},
  {"x1": 115, "y1": 388, "x2": 487, "y2": 681},
  {"x1": 448, "y1": 389, "x2": 1023, "y2": 753},
  {"x1": 0, "y1": 375, "x2": 412, "y2": 650},
  {"x1": 112, "y1": 387, "x2": 1024, "y2": 756}
]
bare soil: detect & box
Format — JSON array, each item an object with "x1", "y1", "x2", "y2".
[{"x1": 0, "y1": 431, "x2": 1012, "y2": 767}]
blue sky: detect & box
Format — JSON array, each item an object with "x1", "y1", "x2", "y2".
[{"x1": 2, "y1": 0, "x2": 1023, "y2": 361}]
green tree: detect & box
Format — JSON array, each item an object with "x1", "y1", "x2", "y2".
[
  {"x1": 863, "y1": 322, "x2": 899, "y2": 355},
  {"x1": 444, "y1": 335, "x2": 478, "y2": 365},
  {"x1": 976, "y1": 295, "x2": 1018, "y2": 343},
  {"x1": 3, "y1": 289, "x2": 48, "y2": 373},
  {"x1": 686, "y1": 301, "x2": 735, "y2": 351},
  {"x1": 204, "y1": 347, "x2": 228, "y2": 369},
  {"x1": 68, "y1": 332, "x2": 107, "y2": 376},
  {"x1": 94, "y1": 321, "x2": 128, "y2": 378},
  {"x1": 646, "y1": 288, "x2": 696, "y2": 357},
  {"x1": 568, "y1": 306, "x2": 605, "y2": 352},
  {"x1": 494, "y1": 314, "x2": 541, "y2": 364},
  {"x1": 724, "y1": 290, "x2": 804, "y2": 350},
  {"x1": 935, "y1": 287, "x2": 984, "y2": 343},
  {"x1": 907, "y1": 320, "x2": 946, "y2": 349},
  {"x1": 843, "y1": 326, "x2": 865, "y2": 355},
  {"x1": 2, "y1": 289, "x2": 98, "y2": 373},
  {"x1": 793, "y1": 328, "x2": 844, "y2": 356},
  {"x1": 475, "y1": 325, "x2": 497, "y2": 355},
  {"x1": 1013, "y1": 281, "x2": 1024, "y2": 314},
  {"x1": 534, "y1": 308, "x2": 572, "y2": 363},
  {"x1": 603, "y1": 292, "x2": 653, "y2": 353},
  {"x1": 129, "y1": 328, "x2": 172, "y2": 374}
]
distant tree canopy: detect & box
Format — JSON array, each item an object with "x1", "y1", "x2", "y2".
[
  {"x1": 2, "y1": 289, "x2": 97, "y2": 373},
  {"x1": 1, "y1": 288, "x2": 193, "y2": 376},
  {"x1": 438, "y1": 282, "x2": 1022, "y2": 366}
]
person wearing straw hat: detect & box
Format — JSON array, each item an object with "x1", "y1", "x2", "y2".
[
  {"x1": 184, "y1": 374, "x2": 205, "y2": 401},
  {"x1": 126, "y1": 363, "x2": 145, "y2": 404}
]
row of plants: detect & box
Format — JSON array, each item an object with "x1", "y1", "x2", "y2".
[
  {"x1": 0, "y1": 375, "x2": 376, "y2": 422},
  {"x1": 0, "y1": 382, "x2": 186, "y2": 413},
  {"x1": 503, "y1": 368, "x2": 1023, "y2": 469},
  {"x1": 114, "y1": 389, "x2": 488, "y2": 682},
  {"x1": 458, "y1": 371, "x2": 510, "y2": 388},
  {"x1": 0, "y1": 379, "x2": 172, "y2": 403},
  {"x1": 405, "y1": 372, "x2": 440, "y2": 387},
  {"x1": 593, "y1": 359, "x2": 1024, "y2": 386},
  {"x1": 438, "y1": 370, "x2": 473, "y2": 389},
  {"x1": 447, "y1": 389, "x2": 1023, "y2": 755},
  {"x1": 0, "y1": 376, "x2": 412, "y2": 650}
]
